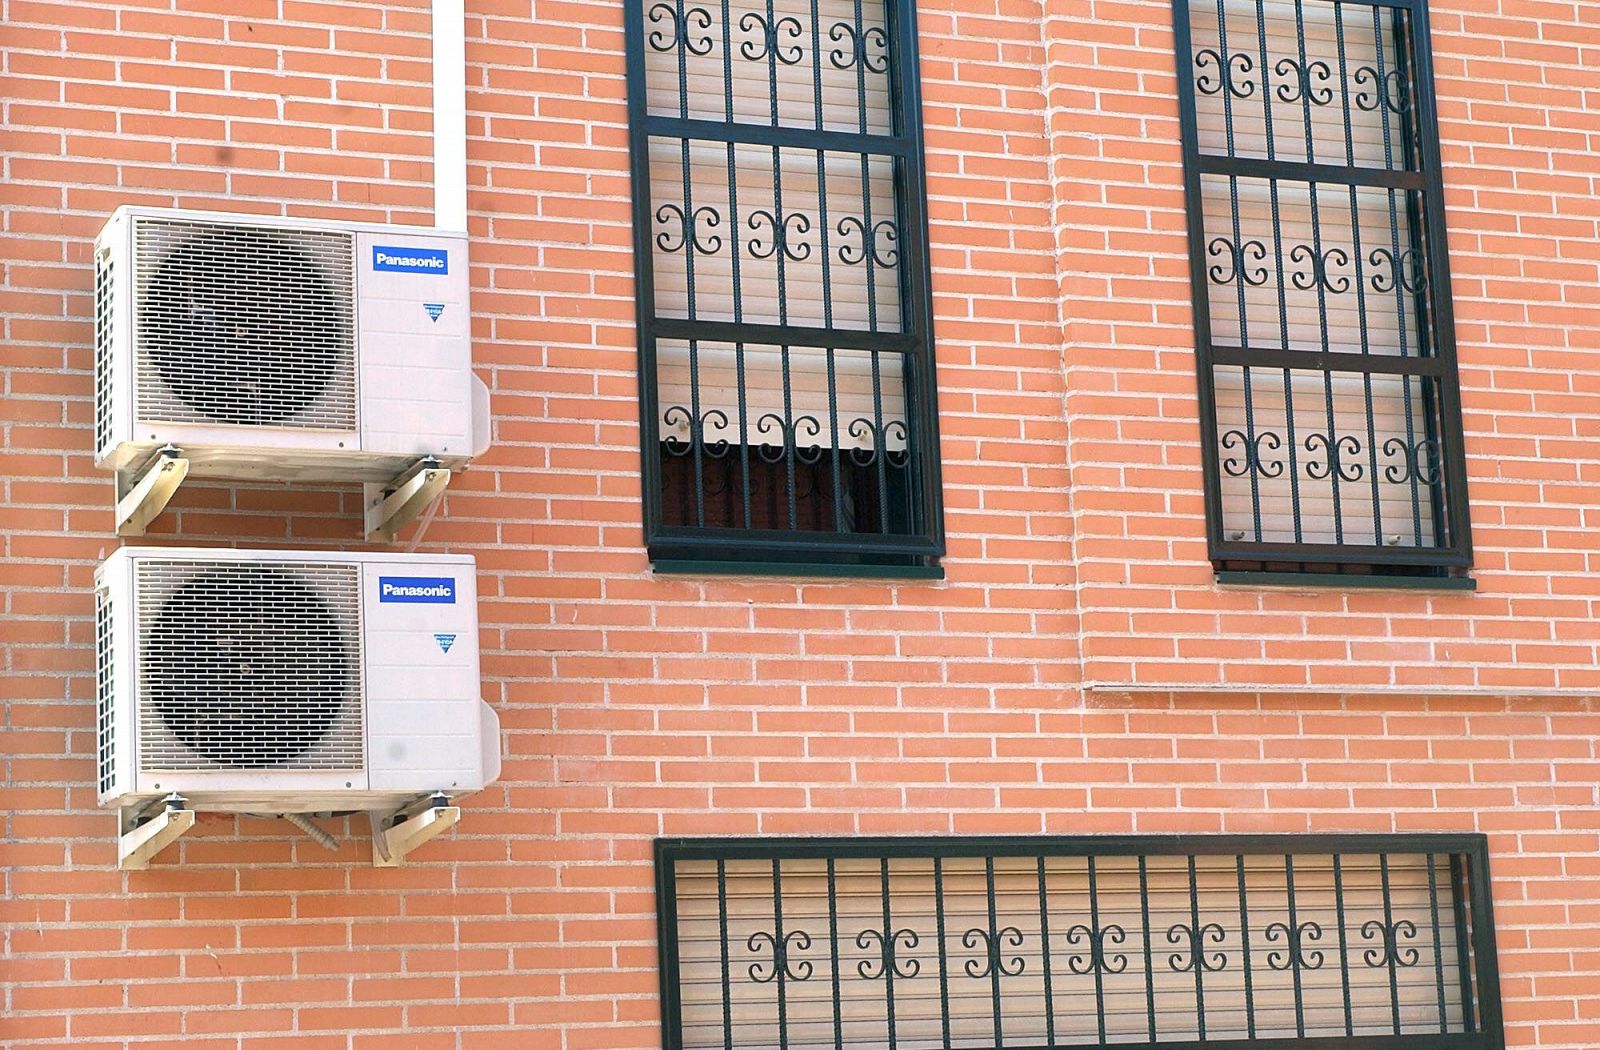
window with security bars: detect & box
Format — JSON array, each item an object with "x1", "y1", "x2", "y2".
[
  {"x1": 625, "y1": 0, "x2": 943, "y2": 570},
  {"x1": 655, "y1": 836, "x2": 1505, "y2": 1050},
  {"x1": 1174, "y1": 0, "x2": 1471, "y2": 576}
]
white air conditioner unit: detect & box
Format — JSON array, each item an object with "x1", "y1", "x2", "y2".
[
  {"x1": 96, "y1": 546, "x2": 501, "y2": 866},
  {"x1": 92, "y1": 206, "x2": 491, "y2": 536}
]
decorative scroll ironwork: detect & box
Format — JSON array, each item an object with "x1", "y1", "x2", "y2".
[
  {"x1": 1362, "y1": 917, "x2": 1422, "y2": 968},
  {"x1": 962, "y1": 925, "x2": 1025, "y2": 979},
  {"x1": 1304, "y1": 431, "x2": 1364, "y2": 483},
  {"x1": 655, "y1": 203, "x2": 724, "y2": 255},
  {"x1": 1289, "y1": 243, "x2": 1351, "y2": 293},
  {"x1": 653, "y1": 202, "x2": 903, "y2": 268},
  {"x1": 837, "y1": 216, "x2": 899, "y2": 267},
  {"x1": 1194, "y1": 47, "x2": 1256, "y2": 97},
  {"x1": 1214, "y1": 426, "x2": 1453, "y2": 493},
  {"x1": 657, "y1": 835, "x2": 1504, "y2": 1050},
  {"x1": 746, "y1": 209, "x2": 812, "y2": 261},
  {"x1": 1265, "y1": 919, "x2": 1326, "y2": 971},
  {"x1": 1355, "y1": 64, "x2": 1411, "y2": 114},
  {"x1": 846, "y1": 418, "x2": 909, "y2": 467},
  {"x1": 1384, "y1": 436, "x2": 1441, "y2": 486},
  {"x1": 828, "y1": 22, "x2": 889, "y2": 72},
  {"x1": 1274, "y1": 55, "x2": 1333, "y2": 105},
  {"x1": 647, "y1": 3, "x2": 715, "y2": 54},
  {"x1": 1208, "y1": 236, "x2": 1269, "y2": 286},
  {"x1": 1370, "y1": 246, "x2": 1426, "y2": 293},
  {"x1": 738, "y1": 10, "x2": 805, "y2": 64},
  {"x1": 856, "y1": 926, "x2": 920, "y2": 980},
  {"x1": 1220, "y1": 428, "x2": 1284, "y2": 479},
  {"x1": 1066, "y1": 921, "x2": 1129, "y2": 975},
  {"x1": 747, "y1": 929, "x2": 814, "y2": 983},
  {"x1": 1167, "y1": 920, "x2": 1229, "y2": 974}
]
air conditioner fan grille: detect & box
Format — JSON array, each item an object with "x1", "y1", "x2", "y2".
[
  {"x1": 133, "y1": 217, "x2": 357, "y2": 430},
  {"x1": 136, "y1": 561, "x2": 364, "y2": 771}
]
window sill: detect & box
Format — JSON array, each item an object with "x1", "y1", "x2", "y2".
[
  {"x1": 1215, "y1": 570, "x2": 1476, "y2": 592},
  {"x1": 653, "y1": 559, "x2": 945, "y2": 581}
]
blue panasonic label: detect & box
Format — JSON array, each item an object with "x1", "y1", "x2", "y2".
[
  {"x1": 378, "y1": 576, "x2": 457, "y2": 603},
  {"x1": 372, "y1": 245, "x2": 449, "y2": 274}
]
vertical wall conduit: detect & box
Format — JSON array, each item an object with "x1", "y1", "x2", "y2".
[{"x1": 432, "y1": 0, "x2": 469, "y2": 231}]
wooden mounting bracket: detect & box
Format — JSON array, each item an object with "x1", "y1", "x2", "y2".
[
  {"x1": 118, "y1": 795, "x2": 195, "y2": 870},
  {"x1": 369, "y1": 794, "x2": 460, "y2": 867},
  {"x1": 115, "y1": 445, "x2": 189, "y2": 536},
  {"x1": 364, "y1": 457, "x2": 450, "y2": 542}
]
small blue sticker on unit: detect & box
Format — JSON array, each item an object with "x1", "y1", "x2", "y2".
[
  {"x1": 434, "y1": 633, "x2": 457, "y2": 653},
  {"x1": 423, "y1": 302, "x2": 445, "y2": 322},
  {"x1": 378, "y1": 576, "x2": 457, "y2": 604},
  {"x1": 372, "y1": 245, "x2": 449, "y2": 274}
]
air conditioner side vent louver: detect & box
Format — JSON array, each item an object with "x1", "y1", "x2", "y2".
[
  {"x1": 135, "y1": 561, "x2": 365, "y2": 771},
  {"x1": 93, "y1": 249, "x2": 116, "y2": 456},
  {"x1": 95, "y1": 589, "x2": 116, "y2": 798},
  {"x1": 132, "y1": 217, "x2": 357, "y2": 430}
]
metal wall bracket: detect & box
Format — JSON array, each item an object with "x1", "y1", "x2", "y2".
[
  {"x1": 364, "y1": 457, "x2": 450, "y2": 542},
  {"x1": 115, "y1": 445, "x2": 189, "y2": 536},
  {"x1": 118, "y1": 794, "x2": 195, "y2": 870},
  {"x1": 368, "y1": 793, "x2": 459, "y2": 867}
]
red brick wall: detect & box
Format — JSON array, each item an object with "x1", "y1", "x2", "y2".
[{"x1": 2, "y1": 0, "x2": 1597, "y2": 1046}]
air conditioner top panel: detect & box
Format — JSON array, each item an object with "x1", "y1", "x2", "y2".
[
  {"x1": 98, "y1": 545, "x2": 477, "y2": 579},
  {"x1": 104, "y1": 205, "x2": 469, "y2": 241}
]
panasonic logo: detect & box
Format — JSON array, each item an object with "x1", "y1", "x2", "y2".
[
  {"x1": 371, "y1": 246, "x2": 449, "y2": 274},
  {"x1": 377, "y1": 576, "x2": 457, "y2": 604}
]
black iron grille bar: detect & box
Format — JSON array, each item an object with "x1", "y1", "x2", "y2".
[
  {"x1": 1335, "y1": 0, "x2": 1386, "y2": 543},
  {"x1": 717, "y1": 859, "x2": 733, "y2": 1050},
  {"x1": 1380, "y1": 853, "x2": 1403, "y2": 1034},
  {"x1": 658, "y1": 836, "x2": 1503, "y2": 1050},
  {"x1": 1335, "y1": 853, "x2": 1355, "y2": 1036},
  {"x1": 1237, "y1": 855, "x2": 1256, "y2": 1039},
  {"x1": 771, "y1": 859, "x2": 792, "y2": 1050},
  {"x1": 1449, "y1": 854, "x2": 1476, "y2": 1033},
  {"x1": 1036, "y1": 856, "x2": 1056, "y2": 1048},
  {"x1": 1254, "y1": 0, "x2": 1303, "y2": 543},
  {"x1": 1139, "y1": 855, "x2": 1157, "y2": 1042},
  {"x1": 877, "y1": 858, "x2": 899, "y2": 1050},
  {"x1": 651, "y1": 523, "x2": 940, "y2": 555},
  {"x1": 1210, "y1": 537, "x2": 1463, "y2": 566},
  {"x1": 1197, "y1": 153, "x2": 1425, "y2": 190},
  {"x1": 1428, "y1": 853, "x2": 1448, "y2": 1032},
  {"x1": 650, "y1": 316, "x2": 918, "y2": 353},
  {"x1": 643, "y1": 115, "x2": 909, "y2": 156},
  {"x1": 934, "y1": 855, "x2": 952, "y2": 1050},
  {"x1": 826, "y1": 858, "x2": 843, "y2": 1050},
  {"x1": 1215, "y1": 0, "x2": 1262, "y2": 541},
  {"x1": 1210, "y1": 341, "x2": 1448, "y2": 376}
]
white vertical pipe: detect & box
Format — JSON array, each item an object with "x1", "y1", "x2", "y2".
[{"x1": 432, "y1": 0, "x2": 468, "y2": 231}]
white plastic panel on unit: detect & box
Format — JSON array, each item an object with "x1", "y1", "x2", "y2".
[
  {"x1": 360, "y1": 560, "x2": 483, "y2": 792},
  {"x1": 355, "y1": 230, "x2": 473, "y2": 459}
]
